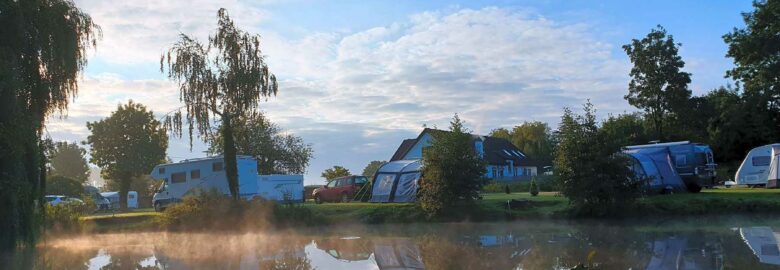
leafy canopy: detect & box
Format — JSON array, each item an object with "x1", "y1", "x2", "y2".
[
  {"x1": 46, "y1": 141, "x2": 90, "y2": 183},
  {"x1": 321, "y1": 166, "x2": 351, "y2": 181},
  {"x1": 489, "y1": 121, "x2": 555, "y2": 165},
  {"x1": 362, "y1": 161, "x2": 387, "y2": 178}
]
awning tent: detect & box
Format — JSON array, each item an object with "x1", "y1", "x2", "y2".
[
  {"x1": 625, "y1": 148, "x2": 687, "y2": 193},
  {"x1": 370, "y1": 160, "x2": 422, "y2": 203}
]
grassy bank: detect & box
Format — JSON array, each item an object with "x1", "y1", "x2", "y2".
[{"x1": 79, "y1": 188, "x2": 780, "y2": 232}]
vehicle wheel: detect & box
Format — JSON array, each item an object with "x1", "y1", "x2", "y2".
[
  {"x1": 340, "y1": 193, "x2": 350, "y2": 203},
  {"x1": 314, "y1": 194, "x2": 323, "y2": 204},
  {"x1": 154, "y1": 202, "x2": 163, "y2": 212}
]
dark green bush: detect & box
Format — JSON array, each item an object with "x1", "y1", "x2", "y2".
[{"x1": 529, "y1": 178, "x2": 539, "y2": 196}]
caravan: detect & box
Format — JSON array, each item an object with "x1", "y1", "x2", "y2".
[
  {"x1": 735, "y1": 144, "x2": 780, "y2": 186},
  {"x1": 149, "y1": 156, "x2": 304, "y2": 211}
]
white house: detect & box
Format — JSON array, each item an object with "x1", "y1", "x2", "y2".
[{"x1": 389, "y1": 128, "x2": 540, "y2": 180}]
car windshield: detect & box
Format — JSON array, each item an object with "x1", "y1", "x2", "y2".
[{"x1": 327, "y1": 180, "x2": 337, "y2": 188}]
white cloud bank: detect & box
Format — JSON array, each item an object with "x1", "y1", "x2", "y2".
[{"x1": 48, "y1": 4, "x2": 634, "y2": 184}]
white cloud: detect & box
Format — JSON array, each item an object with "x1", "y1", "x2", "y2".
[{"x1": 47, "y1": 5, "x2": 636, "y2": 184}]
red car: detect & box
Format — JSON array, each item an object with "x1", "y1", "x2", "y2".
[{"x1": 313, "y1": 175, "x2": 368, "y2": 203}]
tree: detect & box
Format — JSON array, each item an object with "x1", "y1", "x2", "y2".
[
  {"x1": 554, "y1": 103, "x2": 640, "y2": 217},
  {"x1": 161, "y1": 8, "x2": 278, "y2": 200},
  {"x1": 46, "y1": 175, "x2": 84, "y2": 198},
  {"x1": 361, "y1": 160, "x2": 387, "y2": 178},
  {"x1": 47, "y1": 141, "x2": 90, "y2": 182},
  {"x1": 86, "y1": 101, "x2": 168, "y2": 210},
  {"x1": 723, "y1": 0, "x2": 780, "y2": 146},
  {"x1": 0, "y1": 0, "x2": 99, "y2": 250},
  {"x1": 623, "y1": 25, "x2": 692, "y2": 140},
  {"x1": 598, "y1": 113, "x2": 650, "y2": 152},
  {"x1": 208, "y1": 112, "x2": 312, "y2": 174},
  {"x1": 418, "y1": 114, "x2": 486, "y2": 216},
  {"x1": 489, "y1": 121, "x2": 555, "y2": 165},
  {"x1": 321, "y1": 166, "x2": 351, "y2": 181}
]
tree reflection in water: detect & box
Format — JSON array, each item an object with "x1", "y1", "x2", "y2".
[{"x1": 13, "y1": 220, "x2": 780, "y2": 269}]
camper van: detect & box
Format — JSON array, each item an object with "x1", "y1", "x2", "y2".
[
  {"x1": 149, "y1": 156, "x2": 304, "y2": 211},
  {"x1": 735, "y1": 144, "x2": 780, "y2": 186},
  {"x1": 624, "y1": 141, "x2": 717, "y2": 192}
]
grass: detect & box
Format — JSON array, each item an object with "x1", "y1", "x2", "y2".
[{"x1": 637, "y1": 187, "x2": 780, "y2": 216}]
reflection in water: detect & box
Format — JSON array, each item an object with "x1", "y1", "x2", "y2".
[{"x1": 10, "y1": 219, "x2": 780, "y2": 269}]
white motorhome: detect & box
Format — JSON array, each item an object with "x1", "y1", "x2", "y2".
[
  {"x1": 735, "y1": 144, "x2": 780, "y2": 186},
  {"x1": 149, "y1": 156, "x2": 304, "y2": 211}
]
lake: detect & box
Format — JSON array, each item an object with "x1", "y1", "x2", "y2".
[{"x1": 7, "y1": 215, "x2": 780, "y2": 269}]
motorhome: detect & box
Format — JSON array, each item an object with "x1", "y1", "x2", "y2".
[
  {"x1": 624, "y1": 141, "x2": 717, "y2": 192},
  {"x1": 149, "y1": 156, "x2": 304, "y2": 211},
  {"x1": 735, "y1": 144, "x2": 780, "y2": 186}
]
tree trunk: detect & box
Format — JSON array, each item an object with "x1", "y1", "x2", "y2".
[
  {"x1": 119, "y1": 174, "x2": 131, "y2": 211},
  {"x1": 222, "y1": 116, "x2": 240, "y2": 200}
]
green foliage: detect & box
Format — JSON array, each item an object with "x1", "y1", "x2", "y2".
[
  {"x1": 46, "y1": 175, "x2": 84, "y2": 197},
  {"x1": 44, "y1": 202, "x2": 93, "y2": 233},
  {"x1": 0, "y1": 0, "x2": 99, "y2": 250},
  {"x1": 598, "y1": 113, "x2": 650, "y2": 152},
  {"x1": 418, "y1": 114, "x2": 486, "y2": 216},
  {"x1": 623, "y1": 25, "x2": 692, "y2": 140},
  {"x1": 529, "y1": 178, "x2": 539, "y2": 196},
  {"x1": 46, "y1": 141, "x2": 90, "y2": 182},
  {"x1": 208, "y1": 111, "x2": 312, "y2": 174},
  {"x1": 362, "y1": 160, "x2": 387, "y2": 178},
  {"x1": 321, "y1": 166, "x2": 351, "y2": 181},
  {"x1": 554, "y1": 103, "x2": 642, "y2": 217},
  {"x1": 489, "y1": 121, "x2": 555, "y2": 165},
  {"x1": 86, "y1": 101, "x2": 167, "y2": 210},
  {"x1": 481, "y1": 177, "x2": 558, "y2": 193},
  {"x1": 158, "y1": 190, "x2": 320, "y2": 230},
  {"x1": 161, "y1": 8, "x2": 279, "y2": 200}
]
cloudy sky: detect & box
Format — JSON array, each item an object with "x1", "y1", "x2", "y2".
[{"x1": 49, "y1": 0, "x2": 752, "y2": 185}]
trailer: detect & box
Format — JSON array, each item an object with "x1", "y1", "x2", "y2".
[
  {"x1": 100, "y1": 191, "x2": 138, "y2": 209},
  {"x1": 149, "y1": 156, "x2": 304, "y2": 211},
  {"x1": 735, "y1": 144, "x2": 780, "y2": 187},
  {"x1": 624, "y1": 141, "x2": 717, "y2": 192}
]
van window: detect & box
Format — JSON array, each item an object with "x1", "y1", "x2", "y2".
[
  {"x1": 128, "y1": 194, "x2": 135, "y2": 199},
  {"x1": 171, "y1": 172, "x2": 186, "y2": 183},
  {"x1": 753, "y1": 156, "x2": 771, "y2": 166},
  {"x1": 191, "y1": 169, "x2": 201, "y2": 179},
  {"x1": 213, "y1": 162, "x2": 224, "y2": 171},
  {"x1": 675, "y1": 155, "x2": 687, "y2": 167}
]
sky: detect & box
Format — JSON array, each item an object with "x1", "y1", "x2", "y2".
[{"x1": 49, "y1": 0, "x2": 754, "y2": 186}]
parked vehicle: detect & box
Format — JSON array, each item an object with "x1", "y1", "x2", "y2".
[
  {"x1": 624, "y1": 141, "x2": 717, "y2": 192},
  {"x1": 100, "y1": 191, "x2": 138, "y2": 209},
  {"x1": 313, "y1": 175, "x2": 369, "y2": 203},
  {"x1": 45, "y1": 195, "x2": 84, "y2": 206},
  {"x1": 149, "y1": 156, "x2": 304, "y2": 211},
  {"x1": 735, "y1": 144, "x2": 780, "y2": 187}
]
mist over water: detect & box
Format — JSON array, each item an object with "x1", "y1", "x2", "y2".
[{"x1": 9, "y1": 215, "x2": 780, "y2": 269}]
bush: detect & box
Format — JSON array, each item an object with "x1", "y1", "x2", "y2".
[
  {"x1": 45, "y1": 201, "x2": 93, "y2": 232},
  {"x1": 529, "y1": 178, "x2": 539, "y2": 196},
  {"x1": 158, "y1": 190, "x2": 321, "y2": 231},
  {"x1": 480, "y1": 176, "x2": 558, "y2": 193}
]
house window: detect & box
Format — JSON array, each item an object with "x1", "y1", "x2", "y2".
[
  {"x1": 213, "y1": 162, "x2": 224, "y2": 172},
  {"x1": 158, "y1": 167, "x2": 165, "y2": 174},
  {"x1": 191, "y1": 169, "x2": 200, "y2": 179},
  {"x1": 171, "y1": 172, "x2": 186, "y2": 183}
]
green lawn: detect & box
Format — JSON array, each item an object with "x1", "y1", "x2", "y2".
[{"x1": 83, "y1": 208, "x2": 159, "y2": 221}]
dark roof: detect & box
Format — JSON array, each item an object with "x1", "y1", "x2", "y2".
[
  {"x1": 390, "y1": 128, "x2": 539, "y2": 166},
  {"x1": 390, "y1": 139, "x2": 417, "y2": 161}
]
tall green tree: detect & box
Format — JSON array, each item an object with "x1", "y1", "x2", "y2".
[
  {"x1": 489, "y1": 121, "x2": 555, "y2": 165},
  {"x1": 86, "y1": 101, "x2": 168, "y2": 210},
  {"x1": 0, "y1": 0, "x2": 99, "y2": 250},
  {"x1": 362, "y1": 160, "x2": 387, "y2": 178},
  {"x1": 419, "y1": 114, "x2": 486, "y2": 216},
  {"x1": 554, "y1": 103, "x2": 640, "y2": 217},
  {"x1": 45, "y1": 175, "x2": 83, "y2": 198},
  {"x1": 623, "y1": 25, "x2": 692, "y2": 140},
  {"x1": 723, "y1": 0, "x2": 780, "y2": 146},
  {"x1": 321, "y1": 166, "x2": 351, "y2": 181},
  {"x1": 598, "y1": 113, "x2": 650, "y2": 152},
  {"x1": 46, "y1": 141, "x2": 90, "y2": 182},
  {"x1": 208, "y1": 112, "x2": 312, "y2": 174},
  {"x1": 161, "y1": 8, "x2": 278, "y2": 200}
]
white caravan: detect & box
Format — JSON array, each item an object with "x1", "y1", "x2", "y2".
[
  {"x1": 735, "y1": 144, "x2": 780, "y2": 186},
  {"x1": 149, "y1": 156, "x2": 304, "y2": 211},
  {"x1": 100, "y1": 191, "x2": 138, "y2": 209}
]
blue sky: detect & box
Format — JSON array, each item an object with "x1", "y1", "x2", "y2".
[{"x1": 52, "y1": 0, "x2": 753, "y2": 185}]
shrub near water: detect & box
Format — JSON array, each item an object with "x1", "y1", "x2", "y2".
[
  {"x1": 158, "y1": 190, "x2": 320, "y2": 230},
  {"x1": 45, "y1": 198, "x2": 95, "y2": 233}
]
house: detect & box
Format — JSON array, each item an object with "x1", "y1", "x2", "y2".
[{"x1": 390, "y1": 128, "x2": 541, "y2": 180}]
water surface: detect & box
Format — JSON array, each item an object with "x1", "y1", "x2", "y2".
[{"x1": 8, "y1": 215, "x2": 780, "y2": 269}]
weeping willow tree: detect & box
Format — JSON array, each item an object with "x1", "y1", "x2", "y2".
[
  {"x1": 0, "y1": 0, "x2": 99, "y2": 250},
  {"x1": 161, "y1": 8, "x2": 278, "y2": 200}
]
